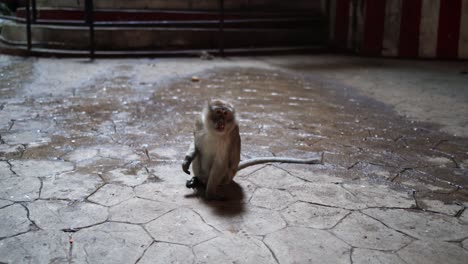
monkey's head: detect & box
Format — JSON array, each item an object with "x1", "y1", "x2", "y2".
[{"x1": 205, "y1": 99, "x2": 237, "y2": 135}]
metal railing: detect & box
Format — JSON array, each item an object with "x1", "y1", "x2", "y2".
[
  {"x1": 84, "y1": 0, "x2": 95, "y2": 58},
  {"x1": 0, "y1": 0, "x2": 228, "y2": 58},
  {"x1": 0, "y1": 0, "x2": 322, "y2": 57}
]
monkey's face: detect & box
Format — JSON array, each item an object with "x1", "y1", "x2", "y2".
[{"x1": 207, "y1": 101, "x2": 236, "y2": 135}]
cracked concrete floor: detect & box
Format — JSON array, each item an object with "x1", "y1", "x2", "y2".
[{"x1": 0, "y1": 54, "x2": 467, "y2": 264}]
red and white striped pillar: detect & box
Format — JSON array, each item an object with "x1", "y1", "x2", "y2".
[{"x1": 329, "y1": 0, "x2": 468, "y2": 59}]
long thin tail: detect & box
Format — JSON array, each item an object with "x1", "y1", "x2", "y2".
[{"x1": 237, "y1": 153, "x2": 323, "y2": 171}]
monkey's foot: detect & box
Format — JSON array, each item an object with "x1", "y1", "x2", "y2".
[
  {"x1": 205, "y1": 193, "x2": 227, "y2": 201},
  {"x1": 186, "y1": 177, "x2": 201, "y2": 189}
]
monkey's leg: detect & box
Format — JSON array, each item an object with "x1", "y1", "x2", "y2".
[
  {"x1": 226, "y1": 166, "x2": 238, "y2": 183},
  {"x1": 205, "y1": 164, "x2": 228, "y2": 199}
]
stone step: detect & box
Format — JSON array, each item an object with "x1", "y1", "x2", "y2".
[
  {"x1": 34, "y1": 0, "x2": 320, "y2": 11},
  {"x1": 1, "y1": 21, "x2": 325, "y2": 51},
  {"x1": 15, "y1": 8, "x2": 321, "y2": 22},
  {"x1": 13, "y1": 8, "x2": 322, "y2": 29},
  {"x1": 0, "y1": 40, "x2": 325, "y2": 57}
]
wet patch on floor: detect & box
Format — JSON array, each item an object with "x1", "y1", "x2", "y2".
[
  {"x1": 150, "y1": 67, "x2": 468, "y2": 203},
  {"x1": 1, "y1": 61, "x2": 467, "y2": 204}
]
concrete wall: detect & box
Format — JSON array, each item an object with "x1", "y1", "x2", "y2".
[{"x1": 328, "y1": 0, "x2": 468, "y2": 59}]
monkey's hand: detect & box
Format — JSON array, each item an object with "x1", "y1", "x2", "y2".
[{"x1": 182, "y1": 156, "x2": 192, "y2": 175}]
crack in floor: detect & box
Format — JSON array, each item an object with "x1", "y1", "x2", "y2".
[
  {"x1": 261, "y1": 239, "x2": 281, "y2": 264},
  {"x1": 358, "y1": 210, "x2": 419, "y2": 242},
  {"x1": 67, "y1": 233, "x2": 74, "y2": 264},
  {"x1": 133, "y1": 240, "x2": 155, "y2": 264},
  {"x1": 5, "y1": 160, "x2": 18, "y2": 176},
  {"x1": 20, "y1": 203, "x2": 40, "y2": 231}
]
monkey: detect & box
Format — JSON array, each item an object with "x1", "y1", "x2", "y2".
[
  {"x1": 181, "y1": 99, "x2": 240, "y2": 199},
  {"x1": 182, "y1": 99, "x2": 322, "y2": 199}
]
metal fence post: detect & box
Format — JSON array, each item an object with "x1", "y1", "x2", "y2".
[
  {"x1": 25, "y1": 0, "x2": 32, "y2": 51},
  {"x1": 31, "y1": 0, "x2": 37, "y2": 22},
  {"x1": 219, "y1": 0, "x2": 225, "y2": 56},
  {"x1": 85, "y1": 0, "x2": 95, "y2": 59}
]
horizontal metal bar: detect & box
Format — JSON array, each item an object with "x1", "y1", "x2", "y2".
[
  {"x1": 0, "y1": 14, "x2": 24, "y2": 22},
  {"x1": 5, "y1": 17, "x2": 321, "y2": 27},
  {"x1": 25, "y1": 0, "x2": 32, "y2": 51},
  {"x1": 14, "y1": 7, "x2": 322, "y2": 17}
]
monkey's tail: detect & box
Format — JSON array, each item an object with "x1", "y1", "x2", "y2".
[{"x1": 237, "y1": 153, "x2": 323, "y2": 171}]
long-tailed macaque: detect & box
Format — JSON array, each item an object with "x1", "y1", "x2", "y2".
[{"x1": 182, "y1": 99, "x2": 322, "y2": 199}]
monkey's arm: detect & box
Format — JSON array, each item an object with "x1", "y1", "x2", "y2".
[
  {"x1": 182, "y1": 142, "x2": 197, "y2": 175},
  {"x1": 182, "y1": 118, "x2": 204, "y2": 175},
  {"x1": 237, "y1": 153, "x2": 324, "y2": 171}
]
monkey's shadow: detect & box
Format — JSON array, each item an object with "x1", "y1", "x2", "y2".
[{"x1": 185, "y1": 181, "x2": 246, "y2": 216}]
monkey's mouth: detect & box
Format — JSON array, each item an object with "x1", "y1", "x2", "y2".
[{"x1": 215, "y1": 120, "x2": 225, "y2": 132}]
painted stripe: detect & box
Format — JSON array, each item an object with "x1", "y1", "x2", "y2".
[
  {"x1": 362, "y1": 0, "x2": 387, "y2": 55},
  {"x1": 419, "y1": 0, "x2": 440, "y2": 58},
  {"x1": 399, "y1": 0, "x2": 422, "y2": 58},
  {"x1": 334, "y1": 0, "x2": 350, "y2": 48},
  {"x1": 382, "y1": 0, "x2": 403, "y2": 57},
  {"x1": 459, "y1": 0, "x2": 468, "y2": 58},
  {"x1": 437, "y1": 0, "x2": 462, "y2": 59},
  {"x1": 329, "y1": 0, "x2": 337, "y2": 42}
]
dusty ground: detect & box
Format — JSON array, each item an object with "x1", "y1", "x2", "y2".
[{"x1": 0, "y1": 54, "x2": 467, "y2": 263}]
